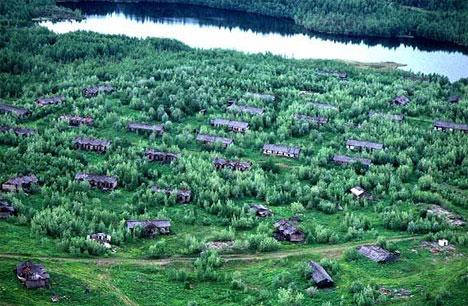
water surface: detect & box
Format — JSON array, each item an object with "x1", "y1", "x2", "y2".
[{"x1": 42, "y1": 2, "x2": 468, "y2": 81}]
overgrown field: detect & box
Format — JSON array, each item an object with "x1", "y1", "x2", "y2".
[{"x1": 0, "y1": 1, "x2": 467, "y2": 305}]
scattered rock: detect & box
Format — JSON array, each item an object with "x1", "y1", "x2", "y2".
[
  {"x1": 379, "y1": 287, "x2": 412, "y2": 299},
  {"x1": 51, "y1": 294, "x2": 60, "y2": 303},
  {"x1": 205, "y1": 241, "x2": 234, "y2": 251},
  {"x1": 420, "y1": 241, "x2": 456, "y2": 254}
]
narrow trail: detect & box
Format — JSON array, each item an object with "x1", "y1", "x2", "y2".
[{"x1": 0, "y1": 235, "x2": 418, "y2": 266}]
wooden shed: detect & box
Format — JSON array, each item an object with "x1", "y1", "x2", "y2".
[
  {"x1": 250, "y1": 204, "x2": 272, "y2": 217},
  {"x1": 357, "y1": 245, "x2": 399, "y2": 263},
  {"x1": 73, "y1": 137, "x2": 111, "y2": 153},
  {"x1": 433, "y1": 120, "x2": 468, "y2": 133},
  {"x1": 263, "y1": 144, "x2": 300, "y2": 159},
  {"x1": 227, "y1": 103, "x2": 264, "y2": 115},
  {"x1": 274, "y1": 219, "x2": 305, "y2": 242},
  {"x1": 332, "y1": 155, "x2": 372, "y2": 167},
  {"x1": 309, "y1": 261, "x2": 334, "y2": 288},
  {"x1": 82, "y1": 84, "x2": 114, "y2": 97},
  {"x1": 75, "y1": 173, "x2": 118, "y2": 191},
  {"x1": 60, "y1": 115, "x2": 94, "y2": 126},
  {"x1": 0, "y1": 126, "x2": 35, "y2": 137},
  {"x1": 127, "y1": 123, "x2": 164, "y2": 135},
  {"x1": 346, "y1": 139, "x2": 383, "y2": 151}
]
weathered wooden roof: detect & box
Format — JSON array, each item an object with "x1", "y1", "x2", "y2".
[
  {"x1": 393, "y1": 95, "x2": 410, "y2": 105},
  {"x1": 294, "y1": 114, "x2": 328, "y2": 124},
  {"x1": 144, "y1": 149, "x2": 179, "y2": 158},
  {"x1": 245, "y1": 92, "x2": 275, "y2": 102},
  {"x1": 36, "y1": 95, "x2": 64, "y2": 106},
  {"x1": 4, "y1": 175, "x2": 38, "y2": 186},
  {"x1": 196, "y1": 133, "x2": 233, "y2": 146},
  {"x1": 333, "y1": 155, "x2": 372, "y2": 166},
  {"x1": 368, "y1": 112, "x2": 404, "y2": 122},
  {"x1": 250, "y1": 204, "x2": 271, "y2": 213},
  {"x1": 346, "y1": 139, "x2": 383, "y2": 150},
  {"x1": 357, "y1": 245, "x2": 399, "y2": 263},
  {"x1": 73, "y1": 137, "x2": 111, "y2": 147},
  {"x1": 227, "y1": 103, "x2": 264, "y2": 115},
  {"x1": 82, "y1": 84, "x2": 114, "y2": 96},
  {"x1": 126, "y1": 220, "x2": 171, "y2": 230},
  {"x1": 350, "y1": 186, "x2": 366, "y2": 197},
  {"x1": 0, "y1": 103, "x2": 30, "y2": 116},
  {"x1": 75, "y1": 173, "x2": 117, "y2": 184},
  {"x1": 274, "y1": 219, "x2": 301, "y2": 235},
  {"x1": 309, "y1": 261, "x2": 334, "y2": 287},
  {"x1": 433, "y1": 120, "x2": 468, "y2": 132},
  {"x1": 210, "y1": 118, "x2": 249, "y2": 129},
  {"x1": 263, "y1": 144, "x2": 301, "y2": 155},
  {"x1": 16, "y1": 262, "x2": 49, "y2": 281},
  {"x1": 0, "y1": 125, "x2": 35, "y2": 137},
  {"x1": 128, "y1": 122, "x2": 164, "y2": 133},
  {"x1": 60, "y1": 115, "x2": 94, "y2": 125},
  {"x1": 213, "y1": 157, "x2": 252, "y2": 169}
]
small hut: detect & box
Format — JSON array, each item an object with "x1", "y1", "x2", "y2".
[
  {"x1": 16, "y1": 262, "x2": 50, "y2": 289},
  {"x1": 309, "y1": 261, "x2": 334, "y2": 288},
  {"x1": 250, "y1": 204, "x2": 272, "y2": 217},
  {"x1": 273, "y1": 219, "x2": 304, "y2": 242}
]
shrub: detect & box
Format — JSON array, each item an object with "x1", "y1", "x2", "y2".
[
  {"x1": 147, "y1": 239, "x2": 168, "y2": 258},
  {"x1": 277, "y1": 288, "x2": 304, "y2": 306}
]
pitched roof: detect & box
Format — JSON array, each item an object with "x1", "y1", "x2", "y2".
[
  {"x1": 309, "y1": 261, "x2": 334, "y2": 287},
  {"x1": 0, "y1": 125, "x2": 35, "y2": 137},
  {"x1": 346, "y1": 139, "x2": 383, "y2": 150},
  {"x1": 357, "y1": 245, "x2": 399, "y2": 263},
  {"x1": 36, "y1": 95, "x2": 64, "y2": 106},
  {"x1": 196, "y1": 133, "x2": 233, "y2": 146},
  {"x1": 144, "y1": 149, "x2": 179, "y2": 158},
  {"x1": 263, "y1": 144, "x2": 301, "y2": 155},
  {"x1": 213, "y1": 157, "x2": 252, "y2": 169},
  {"x1": 4, "y1": 175, "x2": 38, "y2": 186},
  {"x1": 73, "y1": 137, "x2": 111, "y2": 147},
  {"x1": 60, "y1": 115, "x2": 94, "y2": 125},
  {"x1": 0, "y1": 103, "x2": 30, "y2": 116},
  {"x1": 350, "y1": 186, "x2": 366, "y2": 197},
  {"x1": 433, "y1": 120, "x2": 468, "y2": 132},
  {"x1": 333, "y1": 155, "x2": 372, "y2": 166},
  {"x1": 151, "y1": 186, "x2": 191, "y2": 197},
  {"x1": 128, "y1": 122, "x2": 164, "y2": 133},
  {"x1": 227, "y1": 103, "x2": 264, "y2": 115},
  {"x1": 210, "y1": 118, "x2": 249, "y2": 129},
  {"x1": 126, "y1": 219, "x2": 171, "y2": 230}
]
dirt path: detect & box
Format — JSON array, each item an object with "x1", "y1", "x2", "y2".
[{"x1": 0, "y1": 235, "x2": 418, "y2": 266}]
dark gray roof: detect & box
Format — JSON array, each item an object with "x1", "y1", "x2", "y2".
[
  {"x1": 357, "y1": 245, "x2": 399, "y2": 263},
  {"x1": 213, "y1": 157, "x2": 252, "y2": 170},
  {"x1": 294, "y1": 114, "x2": 328, "y2": 124},
  {"x1": 0, "y1": 125, "x2": 35, "y2": 137},
  {"x1": 368, "y1": 112, "x2": 404, "y2": 122},
  {"x1": 309, "y1": 102, "x2": 338, "y2": 111},
  {"x1": 263, "y1": 144, "x2": 301, "y2": 155},
  {"x1": 210, "y1": 118, "x2": 249, "y2": 129},
  {"x1": 196, "y1": 133, "x2": 233, "y2": 146},
  {"x1": 36, "y1": 95, "x2": 64, "y2": 106},
  {"x1": 309, "y1": 261, "x2": 334, "y2": 287},
  {"x1": 433, "y1": 120, "x2": 468, "y2": 132},
  {"x1": 144, "y1": 149, "x2": 178, "y2": 158},
  {"x1": 0, "y1": 103, "x2": 30, "y2": 116},
  {"x1": 16, "y1": 262, "x2": 49, "y2": 281},
  {"x1": 126, "y1": 219, "x2": 171, "y2": 230},
  {"x1": 274, "y1": 219, "x2": 301, "y2": 235},
  {"x1": 82, "y1": 84, "x2": 114, "y2": 97},
  {"x1": 60, "y1": 115, "x2": 94, "y2": 125},
  {"x1": 73, "y1": 137, "x2": 111, "y2": 147},
  {"x1": 393, "y1": 96, "x2": 410, "y2": 105},
  {"x1": 333, "y1": 155, "x2": 372, "y2": 166},
  {"x1": 128, "y1": 122, "x2": 164, "y2": 133},
  {"x1": 346, "y1": 139, "x2": 383, "y2": 150},
  {"x1": 75, "y1": 173, "x2": 117, "y2": 184},
  {"x1": 245, "y1": 92, "x2": 275, "y2": 102},
  {"x1": 4, "y1": 175, "x2": 38, "y2": 186},
  {"x1": 227, "y1": 103, "x2": 264, "y2": 115}
]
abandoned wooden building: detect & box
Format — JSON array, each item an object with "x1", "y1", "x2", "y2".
[
  {"x1": 75, "y1": 173, "x2": 118, "y2": 191},
  {"x1": 127, "y1": 123, "x2": 164, "y2": 135},
  {"x1": 368, "y1": 112, "x2": 404, "y2": 122},
  {"x1": 0, "y1": 102, "x2": 31, "y2": 117},
  {"x1": 227, "y1": 103, "x2": 264, "y2": 115},
  {"x1": 357, "y1": 245, "x2": 400, "y2": 263},
  {"x1": 294, "y1": 114, "x2": 328, "y2": 126},
  {"x1": 196, "y1": 133, "x2": 233, "y2": 148},
  {"x1": 433, "y1": 120, "x2": 468, "y2": 133},
  {"x1": 73, "y1": 137, "x2": 111, "y2": 153},
  {"x1": 273, "y1": 219, "x2": 305, "y2": 242},
  {"x1": 250, "y1": 204, "x2": 272, "y2": 217},
  {"x1": 245, "y1": 92, "x2": 275, "y2": 102},
  {"x1": 350, "y1": 186, "x2": 371, "y2": 199},
  {"x1": 448, "y1": 95, "x2": 461, "y2": 104},
  {"x1": 87, "y1": 233, "x2": 112, "y2": 249},
  {"x1": 126, "y1": 219, "x2": 171, "y2": 237},
  {"x1": 0, "y1": 126, "x2": 35, "y2": 137},
  {"x1": 36, "y1": 95, "x2": 64, "y2": 107},
  {"x1": 309, "y1": 261, "x2": 334, "y2": 288},
  {"x1": 213, "y1": 157, "x2": 252, "y2": 171},
  {"x1": 1, "y1": 175, "x2": 38, "y2": 192},
  {"x1": 60, "y1": 115, "x2": 94, "y2": 126},
  {"x1": 346, "y1": 139, "x2": 383, "y2": 151},
  {"x1": 333, "y1": 155, "x2": 372, "y2": 167},
  {"x1": 309, "y1": 102, "x2": 339, "y2": 111},
  {"x1": 393, "y1": 95, "x2": 410, "y2": 106},
  {"x1": 0, "y1": 199, "x2": 16, "y2": 219},
  {"x1": 426, "y1": 205, "x2": 465, "y2": 227},
  {"x1": 82, "y1": 84, "x2": 114, "y2": 97},
  {"x1": 210, "y1": 118, "x2": 249, "y2": 133},
  {"x1": 263, "y1": 144, "x2": 301, "y2": 159},
  {"x1": 152, "y1": 186, "x2": 192, "y2": 204},
  {"x1": 145, "y1": 149, "x2": 179, "y2": 163},
  {"x1": 16, "y1": 262, "x2": 50, "y2": 289}
]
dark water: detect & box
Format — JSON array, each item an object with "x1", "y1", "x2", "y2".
[{"x1": 41, "y1": 2, "x2": 468, "y2": 81}]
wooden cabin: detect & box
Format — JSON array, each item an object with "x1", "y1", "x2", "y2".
[
  {"x1": 357, "y1": 245, "x2": 399, "y2": 263},
  {"x1": 433, "y1": 120, "x2": 468, "y2": 133},
  {"x1": 87, "y1": 233, "x2": 112, "y2": 249},
  {"x1": 263, "y1": 144, "x2": 300, "y2": 159},
  {"x1": 0, "y1": 126, "x2": 35, "y2": 137},
  {"x1": 393, "y1": 95, "x2": 410, "y2": 106},
  {"x1": 227, "y1": 103, "x2": 264, "y2": 115},
  {"x1": 245, "y1": 92, "x2": 275, "y2": 102},
  {"x1": 294, "y1": 114, "x2": 328, "y2": 126},
  {"x1": 0, "y1": 199, "x2": 16, "y2": 219},
  {"x1": 0, "y1": 103, "x2": 31, "y2": 117},
  {"x1": 145, "y1": 149, "x2": 178, "y2": 163},
  {"x1": 210, "y1": 118, "x2": 249, "y2": 133},
  {"x1": 73, "y1": 137, "x2": 111, "y2": 153},
  {"x1": 309, "y1": 261, "x2": 334, "y2": 288},
  {"x1": 368, "y1": 112, "x2": 404, "y2": 122},
  {"x1": 152, "y1": 186, "x2": 192, "y2": 204},
  {"x1": 60, "y1": 115, "x2": 94, "y2": 126},
  {"x1": 75, "y1": 173, "x2": 118, "y2": 191},
  {"x1": 1, "y1": 175, "x2": 38, "y2": 192},
  {"x1": 126, "y1": 220, "x2": 171, "y2": 237},
  {"x1": 273, "y1": 219, "x2": 305, "y2": 242},
  {"x1": 426, "y1": 205, "x2": 465, "y2": 227},
  {"x1": 250, "y1": 204, "x2": 272, "y2": 217},
  {"x1": 127, "y1": 123, "x2": 164, "y2": 135},
  {"x1": 82, "y1": 84, "x2": 114, "y2": 97},
  {"x1": 213, "y1": 157, "x2": 252, "y2": 171},
  {"x1": 346, "y1": 139, "x2": 383, "y2": 151},
  {"x1": 36, "y1": 95, "x2": 64, "y2": 107},
  {"x1": 16, "y1": 262, "x2": 50, "y2": 289},
  {"x1": 196, "y1": 133, "x2": 233, "y2": 148},
  {"x1": 332, "y1": 155, "x2": 372, "y2": 167}
]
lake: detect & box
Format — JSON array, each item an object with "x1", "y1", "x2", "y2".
[{"x1": 42, "y1": 2, "x2": 468, "y2": 82}]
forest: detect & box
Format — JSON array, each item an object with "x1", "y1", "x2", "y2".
[
  {"x1": 61, "y1": 0, "x2": 468, "y2": 46},
  {"x1": 0, "y1": 0, "x2": 467, "y2": 305}
]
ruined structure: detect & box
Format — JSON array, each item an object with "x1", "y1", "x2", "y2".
[
  {"x1": 213, "y1": 157, "x2": 252, "y2": 171},
  {"x1": 0, "y1": 126, "x2": 35, "y2": 137},
  {"x1": 126, "y1": 220, "x2": 171, "y2": 237},
  {"x1": 227, "y1": 102, "x2": 264, "y2": 115},
  {"x1": 250, "y1": 204, "x2": 272, "y2": 217},
  {"x1": 393, "y1": 95, "x2": 410, "y2": 106},
  {"x1": 332, "y1": 155, "x2": 372, "y2": 167},
  {"x1": 82, "y1": 84, "x2": 114, "y2": 97},
  {"x1": 368, "y1": 112, "x2": 404, "y2": 122},
  {"x1": 273, "y1": 219, "x2": 305, "y2": 242},
  {"x1": 16, "y1": 262, "x2": 50, "y2": 289},
  {"x1": 309, "y1": 261, "x2": 334, "y2": 288},
  {"x1": 357, "y1": 245, "x2": 400, "y2": 263},
  {"x1": 36, "y1": 95, "x2": 64, "y2": 107},
  {"x1": 127, "y1": 123, "x2": 164, "y2": 135},
  {"x1": 294, "y1": 114, "x2": 328, "y2": 126},
  {"x1": 1, "y1": 175, "x2": 38, "y2": 192},
  {"x1": 60, "y1": 115, "x2": 94, "y2": 126},
  {"x1": 210, "y1": 118, "x2": 249, "y2": 133},
  {"x1": 263, "y1": 144, "x2": 300, "y2": 159},
  {"x1": 0, "y1": 103, "x2": 31, "y2": 117},
  {"x1": 433, "y1": 120, "x2": 468, "y2": 133},
  {"x1": 346, "y1": 139, "x2": 383, "y2": 151},
  {"x1": 145, "y1": 149, "x2": 179, "y2": 163},
  {"x1": 0, "y1": 199, "x2": 16, "y2": 219},
  {"x1": 75, "y1": 173, "x2": 118, "y2": 191},
  {"x1": 152, "y1": 186, "x2": 192, "y2": 204},
  {"x1": 73, "y1": 137, "x2": 111, "y2": 153},
  {"x1": 196, "y1": 133, "x2": 233, "y2": 148},
  {"x1": 87, "y1": 233, "x2": 112, "y2": 249}
]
